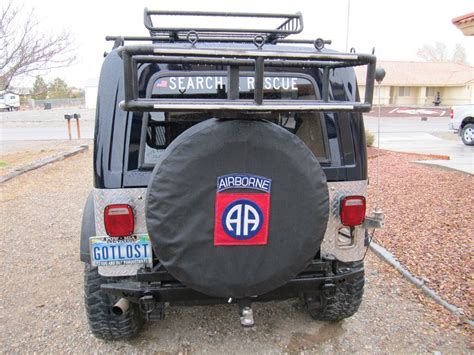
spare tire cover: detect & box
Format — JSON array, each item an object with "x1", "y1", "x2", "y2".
[{"x1": 146, "y1": 119, "x2": 328, "y2": 298}]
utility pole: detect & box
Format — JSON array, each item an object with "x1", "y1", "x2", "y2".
[{"x1": 345, "y1": 0, "x2": 351, "y2": 52}]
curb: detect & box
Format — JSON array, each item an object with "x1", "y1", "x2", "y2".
[
  {"x1": 412, "y1": 160, "x2": 473, "y2": 176},
  {"x1": 369, "y1": 241, "x2": 473, "y2": 327},
  {"x1": 0, "y1": 144, "x2": 89, "y2": 184}
]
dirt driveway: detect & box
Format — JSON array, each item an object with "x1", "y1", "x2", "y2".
[{"x1": 0, "y1": 150, "x2": 470, "y2": 353}]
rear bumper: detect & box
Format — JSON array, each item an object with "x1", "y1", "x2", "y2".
[{"x1": 100, "y1": 259, "x2": 364, "y2": 305}]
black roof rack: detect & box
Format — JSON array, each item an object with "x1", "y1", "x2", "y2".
[
  {"x1": 118, "y1": 46, "x2": 376, "y2": 113},
  {"x1": 143, "y1": 9, "x2": 304, "y2": 41},
  {"x1": 111, "y1": 9, "x2": 377, "y2": 114}
]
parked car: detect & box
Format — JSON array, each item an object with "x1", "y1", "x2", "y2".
[{"x1": 449, "y1": 104, "x2": 474, "y2": 145}]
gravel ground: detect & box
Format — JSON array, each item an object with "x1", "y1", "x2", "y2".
[
  {"x1": 0, "y1": 149, "x2": 471, "y2": 353},
  {"x1": 366, "y1": 148, "x2": 473, "y2": 321}
]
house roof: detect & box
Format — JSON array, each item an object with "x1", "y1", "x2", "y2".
[
  {"x1": 355, "y1": 61, "x2": 474, "y2": 87},
  {"x1": 452, "y1": 12, "x2": 474, "y2": 25},
  {"x1": 452, "y1": 12, "x2": 474, "y2": 36}
]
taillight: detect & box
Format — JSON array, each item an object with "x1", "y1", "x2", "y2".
[
  {"x1": 450, "y1": 108, "x2": 454, "y2": 119},
  {"x1": 104, "y1": 204, "x2": 134, "y2": 237},
  {"x1": 340, "y1": 196, "x2": 366, "y2": 227}
]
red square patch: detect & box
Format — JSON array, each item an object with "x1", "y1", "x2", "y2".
[{"x1": 214, "y1": 192, "x2": 270, "y2": 246}]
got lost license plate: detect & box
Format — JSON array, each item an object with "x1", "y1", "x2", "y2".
[{"x1": 89, "y1": 234, "x2": 152, "y2": 267}]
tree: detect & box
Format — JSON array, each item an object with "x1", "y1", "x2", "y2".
[
  {"x1": 416, "y1": 42, "x2": 469, "y2": 65},
  {"x1": 416, "y1": 42, "x2": 448, "y2": 62},
  {"x1": 48, "y1": 77, "x2": 70, "y2": 99},
  {"x1": 451, "y1": 44, "x2": 467, "y2": 65},
  {"x1": 31, "y1": 76, "x2": 48, "y2": 99},
  {"x1": 0, "y1": 1, "x2": 76, "y2": 91}
]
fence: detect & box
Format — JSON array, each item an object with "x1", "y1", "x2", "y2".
[{"x1": 28, "y1": 98, "x2": 85, "y2": 110}]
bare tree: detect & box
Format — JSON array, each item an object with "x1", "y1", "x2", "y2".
[
  {"x1": 451, "y1": 44, "x2": 468, "y2": 65},
  {"x1": 0, "y1": 1, "x2": 76, "y2": 91},
  {"x1": 416, "y1": 42, "x2": 469, "y2": 65},
  {"x1": 416, "y1": 42, "x2": 448, "y2": 62}
]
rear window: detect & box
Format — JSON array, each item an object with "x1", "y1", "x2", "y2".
[{"x1": 137, "y1": 73, "x2": 331, "y2": 168}]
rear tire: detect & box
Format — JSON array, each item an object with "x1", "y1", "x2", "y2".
[
  {"x1": 305, "y1": 262, "x2": 364, "y2": 322},
  {"x1": 84, "y1": 263, "x2": 144, "y2": 339},
  {"x1": 461, "y1": 123, "x2": 474, "y2": 146}
]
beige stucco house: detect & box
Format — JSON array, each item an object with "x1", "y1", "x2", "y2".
[{"x1": 356, "y1": 61, "x2": 474, "y2": 106}]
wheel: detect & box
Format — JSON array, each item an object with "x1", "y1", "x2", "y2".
[
  {"x1": 305, "y1": 262, "x2": 364, "y2": 322},
  {"x1": 461, "y1": 123, "x2": 474, "y2": 146},
  {"x1": 84, "y1": 263, "x2": 144, "y2": 339}
]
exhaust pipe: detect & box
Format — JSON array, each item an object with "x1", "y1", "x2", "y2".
[{"x1": 112, "y1": 298, "x2": 129, "y2": 316}]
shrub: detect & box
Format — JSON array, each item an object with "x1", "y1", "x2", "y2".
[{"x1": 365, "y1": 129, "x2": 375, "y2": 147}]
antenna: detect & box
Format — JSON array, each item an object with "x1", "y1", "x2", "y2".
[{"x1": 374, "y1": 67, "x2": 386, "y2": 214}]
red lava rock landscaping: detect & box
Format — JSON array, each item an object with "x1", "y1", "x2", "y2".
[{"x1": 366, "y1": 148, "x2": 473, "y2": 321}]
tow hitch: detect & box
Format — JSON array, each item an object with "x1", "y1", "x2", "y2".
[
  {"x1": 237, "y1": 298, "x2": 254, "y2": 327},
  {"x1": 138, "y1": 294, "x2": 165, "y2": 321}
]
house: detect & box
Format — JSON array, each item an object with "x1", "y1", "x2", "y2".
[{"x1": 356, "y1": 61, "x2": 474, "y2": 106}]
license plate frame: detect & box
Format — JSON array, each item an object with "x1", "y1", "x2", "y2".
[{"x1": 89, "y1": 234, "x2": 152, "y2": 267}]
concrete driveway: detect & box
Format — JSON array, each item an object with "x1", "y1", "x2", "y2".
[
  {"x1": 0, "y1": 108, "x2": 95, "y2": 142},
  {"x1": 364, "y1": 116, "x2": 473, "y2": 174}
]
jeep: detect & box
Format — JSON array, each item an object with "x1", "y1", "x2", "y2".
[{"x1": 80, "y1": 9, "x2": 383, "y2": 339}]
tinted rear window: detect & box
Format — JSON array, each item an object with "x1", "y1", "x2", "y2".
[{"x1": 134, "y1": 73, "x2": 332, "y2": 168}]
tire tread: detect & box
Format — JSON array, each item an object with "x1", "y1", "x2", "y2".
[
  {"x1": 84, "y1": 263, "x2": 143, "y2": 340},
  {"x1": 307, "y1": 264, "x2": 364, "y2": 322}
]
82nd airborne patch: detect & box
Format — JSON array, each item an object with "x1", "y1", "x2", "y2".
[{"x1": 214, "y1": 174, "x2": 271, "y2": 246}]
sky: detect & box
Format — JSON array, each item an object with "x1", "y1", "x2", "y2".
[{"x1": 13, "y1": 0, "x2": 474, "y2": 88}]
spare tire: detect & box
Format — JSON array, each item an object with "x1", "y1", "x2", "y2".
[{"x1": 146, "y1": 119, "x2": 328, "y2": 298}]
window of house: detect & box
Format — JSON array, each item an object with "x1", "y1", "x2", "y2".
[
  {"x1": 425, "y1": 87, "x2": 437, "y2": 97},
  {"x1": 398, "y1": 87, "x2": 410, "y2": 96}
]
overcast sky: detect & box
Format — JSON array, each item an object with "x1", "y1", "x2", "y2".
[{"x1": 15, "y1": 0, "x2": 474, "y2": 88}]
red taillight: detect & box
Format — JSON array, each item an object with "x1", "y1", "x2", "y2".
[
  {"x1": 104, "y1": 204, "x2": 134, "y2": 237},
  {"x1": 340, "y1": 196, "x2": 366, "y2": 227},
  {"x1": 450, "y1": 108, "x2": 454, "y2": 119}
]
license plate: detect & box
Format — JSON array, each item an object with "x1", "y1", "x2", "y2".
[{"x1": 89, "y1": 234, "x2": 152, "y2": 267}]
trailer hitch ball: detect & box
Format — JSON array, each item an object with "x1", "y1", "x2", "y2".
[
  {"x1": 237, "y1": 298, "x2": 255, "y2": 327},
  {"x1": 240, "y1": 307, "x2": 254, "y2": 327}
]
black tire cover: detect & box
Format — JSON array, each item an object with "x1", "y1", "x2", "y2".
[{"x1": 146, "y1": 119, "x2": 328, "y2": 298}]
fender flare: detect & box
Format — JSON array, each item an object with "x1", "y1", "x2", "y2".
[{"x1": 80, "y1": 191, "x2": 96, "y2": 262}]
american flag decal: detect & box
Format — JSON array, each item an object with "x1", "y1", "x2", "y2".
[{"x1": 155, "y1": 80, "x2": 168, "y2": 88}]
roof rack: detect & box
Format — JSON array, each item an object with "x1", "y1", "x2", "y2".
[
  {"x1": 113, "y1": 9, "x2": 377, "y2": 114},
  {"x1": 118, "y1": 45, "x2": 377, "y2": 113},
  {"x1": 143, "y1": 9, "x2": 304, "y2": 41}
]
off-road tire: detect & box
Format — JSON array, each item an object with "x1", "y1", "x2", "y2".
[
  {"x1": 84, "y1": 263, "x2": 144, "y2": 340},
  {"x1": 306, "y1": 264, "x2": 364, "y2": 322},
  {"x1": 461, "y1": 123, "x2": 474, "y2": 146}
]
